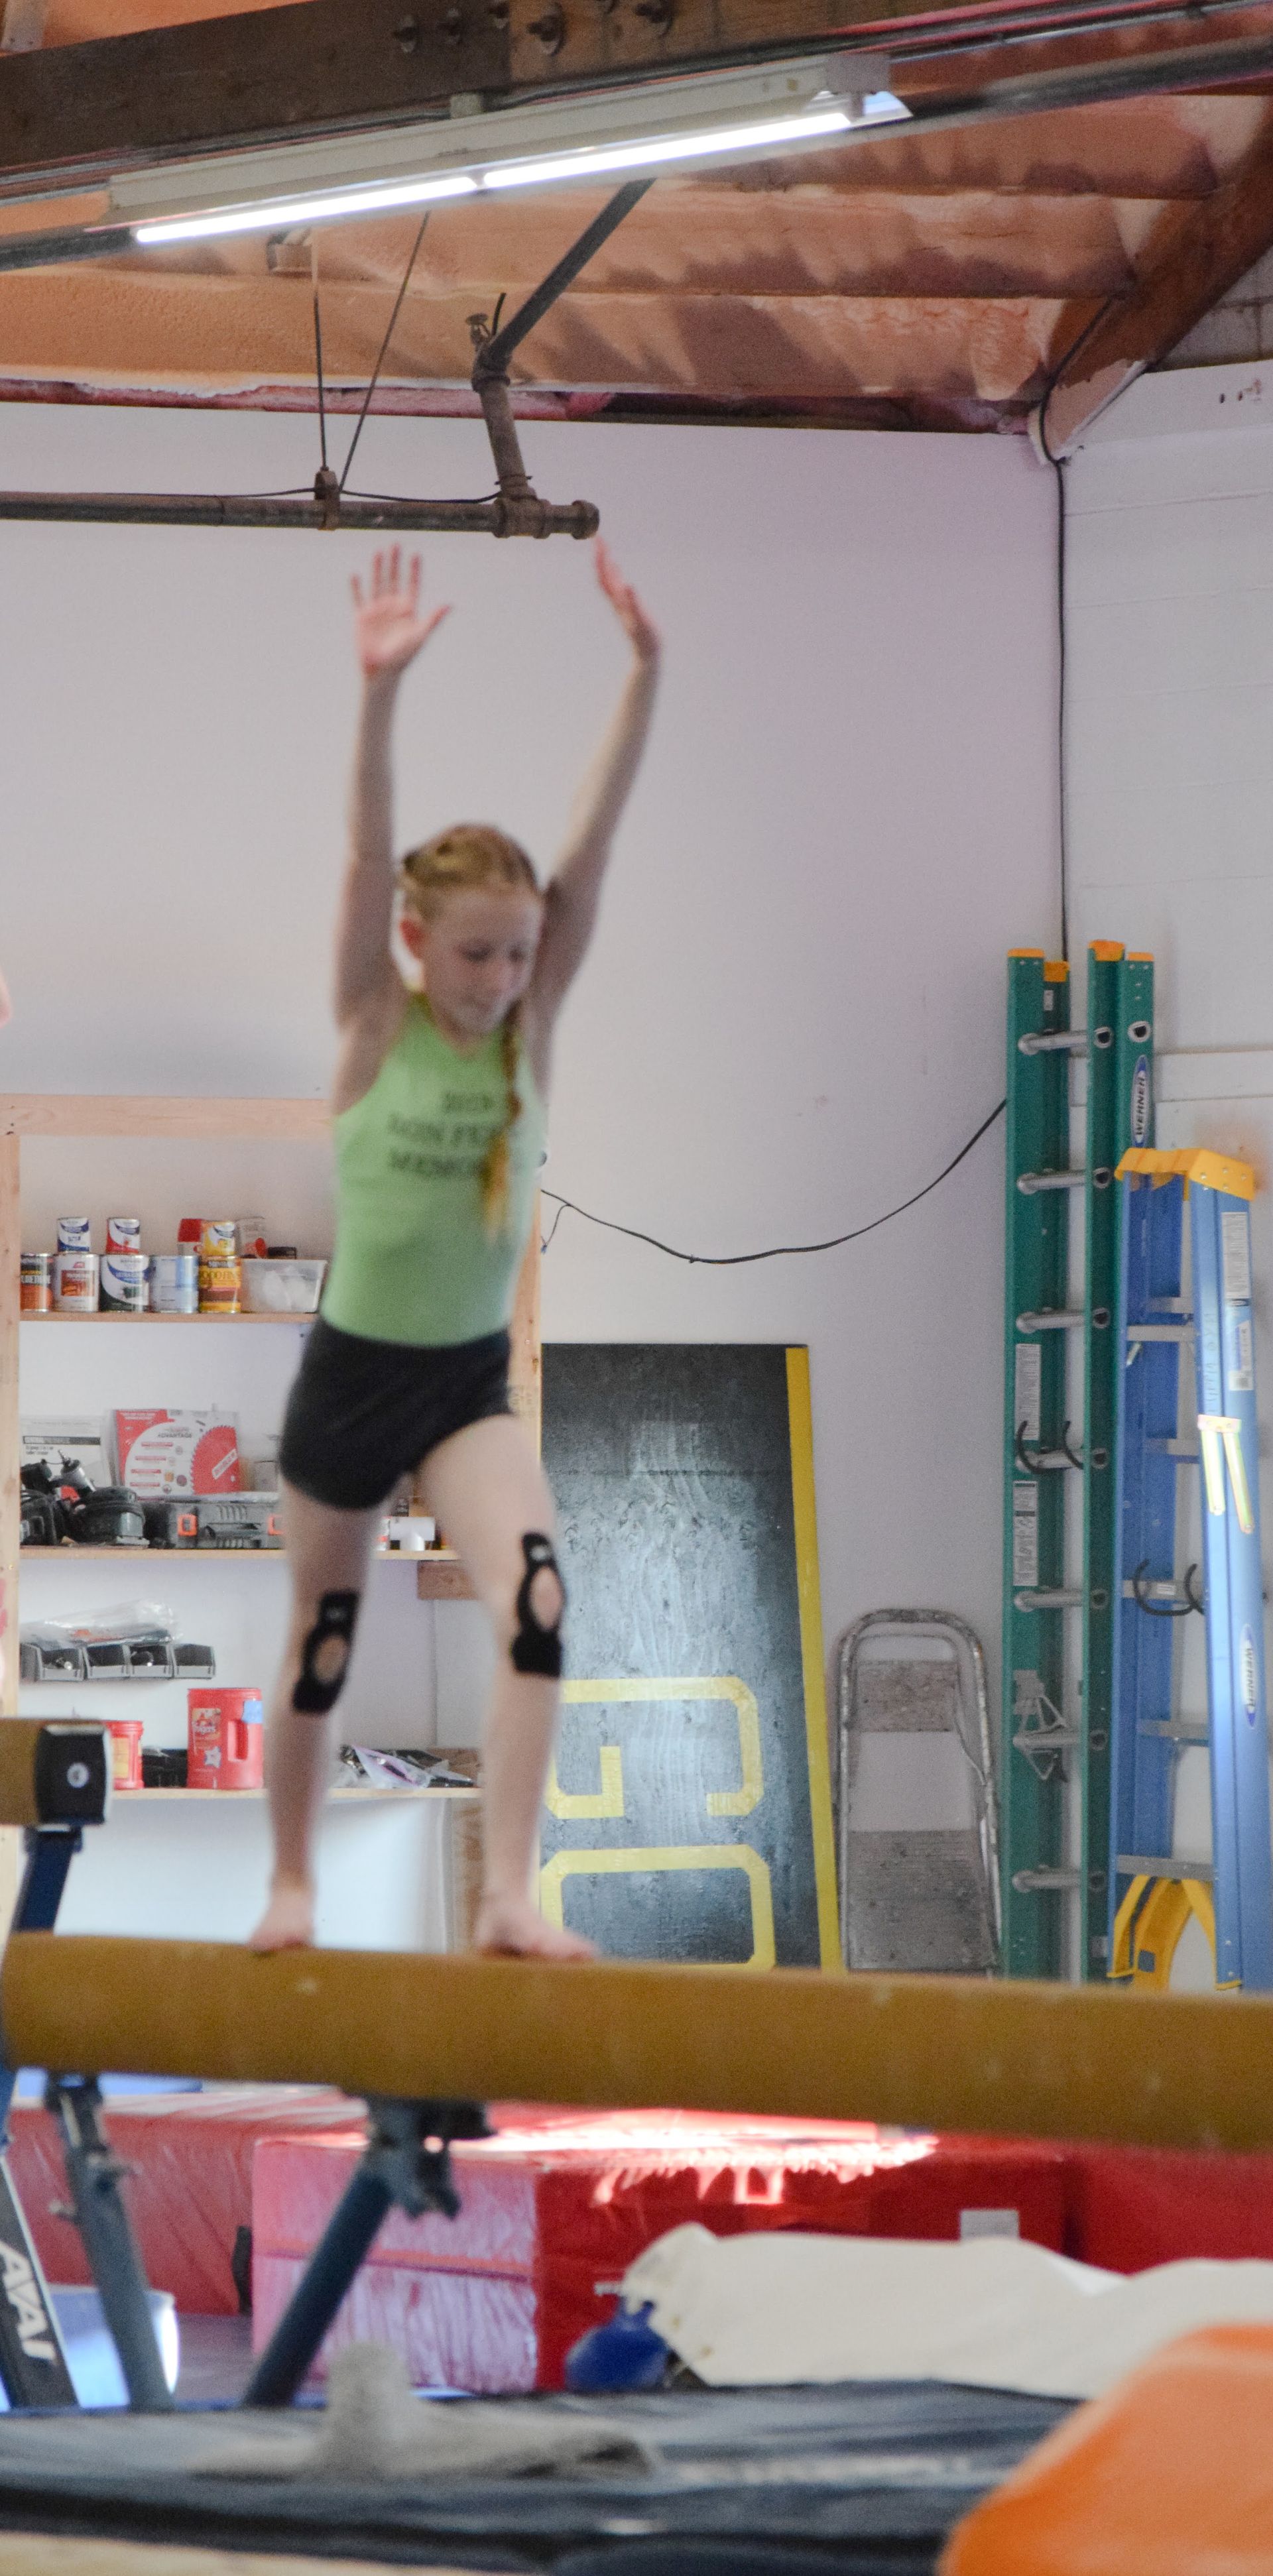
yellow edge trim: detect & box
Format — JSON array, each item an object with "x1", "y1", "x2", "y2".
[
  {"x1": 1043, "y1": 959, "x2": 1069, "y2": 983},
  {"x1": 1117, "y1": 1145, "x2": 1256, "y2": 1201},
  {"x1": 1089, "y1": 941, "x2": 1124, "y2": 963},
  {"x1": 1007, "y1": 947, "x2": 1045, "y2": 959},
  {"x1": 786, "y1": 1348, "x2": 841, "y2": 1970}
]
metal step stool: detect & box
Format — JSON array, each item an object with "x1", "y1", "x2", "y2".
[{"x1": 835, "y1": 1611, "x2": 1000, "y2": 1975}]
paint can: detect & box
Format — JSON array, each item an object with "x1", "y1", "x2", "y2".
[
  {"x1": 188, "y1": 1687, "x2": 264, "y2": 1790},
  {"x1": 105, "y1": 1718, "x2": 145, "y2": 1792},
  {"x1": 151, "y1": 1252, "x2": 198, "y2": 1316},
  {"x1": 200, "y1": 1220, "x2": 237, "y2": 1258},
  {"x1": 99, "y1": 1252, "x2": 150, "y2": 1313},
  {"x1": 198, "y1": 1256, "x2": 241, "y2": 1315},
  {"x1": 105, "y1": 1216, "x2": 142, "y2": 1254},
  {"x1": 52, "y1": 1252, "x2": 99, "y2": 1313},
  {"x1": 56, "y1": 1217, "x2": 91, "y2": 1252},
  {"x1": 20, "y1": 1253, "x2": 50, "y2": 1313}
]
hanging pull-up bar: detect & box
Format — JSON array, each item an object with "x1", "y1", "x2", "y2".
[{"x1": 0, "y1": 181, "x2": 652, "y2": 536}]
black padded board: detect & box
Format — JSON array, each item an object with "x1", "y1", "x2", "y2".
[
  {"x1": 0, "y1": 2380, "x2": 1071, "y2": 2566},
  {"x1": 540, "y1": 1346, "x2": 835, "y2": 1967}
]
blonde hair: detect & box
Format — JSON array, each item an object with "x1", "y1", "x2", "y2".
[{"x1": 399, "y1": 824, "x2": 541, "y2": 1234}]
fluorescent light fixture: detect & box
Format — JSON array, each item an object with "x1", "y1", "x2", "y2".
[
  {"x1": 483, "y1": 107, "x2": 866, "y2": 194},
  {"x1": 135, "y1": 170, "x2": 477, "y2": 245},
  {"x1": 115, "y1": 54, "x2": 910, "y2": 247}
]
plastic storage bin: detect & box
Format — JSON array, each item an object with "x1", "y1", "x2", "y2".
[{"x1": 240, "y1": 1258, "x2": 326, "y2": 1315}]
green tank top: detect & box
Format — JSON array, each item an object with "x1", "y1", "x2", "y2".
[{"x1": 322, "y1": 1000, "x2": 546, "y2": 1347}]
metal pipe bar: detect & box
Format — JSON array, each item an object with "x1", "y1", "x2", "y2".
[
  {"x1": 0, "y1": 490, "x2": 597, "y2": 535},
  {"x1": 473, "y1": 179, "x2": 653, "y2": 384},
  {"x1": 9, "y1": 1933, "x2": 1273, "y2": 2152}
]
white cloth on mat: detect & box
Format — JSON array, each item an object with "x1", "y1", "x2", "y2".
[
  {"x1": 621, "y1": 2222, "x2": 1273, "y2": 2400},
  {"x1": 196, "y1": 2343, "x2": 657, "y2": 2481}
]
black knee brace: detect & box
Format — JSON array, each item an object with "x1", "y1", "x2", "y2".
[
  {"x1": 511, "y1": 1534, "x2": 565, "y2": 1680},
  {"x1": 292, "y1": 1590, "x2": 361, "y2": 1716}
]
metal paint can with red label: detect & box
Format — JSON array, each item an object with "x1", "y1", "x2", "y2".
[{"x1": 52, "y1": 1252, "x2": 99, "y2": 1313}]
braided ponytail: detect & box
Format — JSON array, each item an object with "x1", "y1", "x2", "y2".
[
  {"x1": 399, "y1": 822, "x2": 539, "y2": 1240},
  {"x1": 479, "y1": 1012, "x2": 524, "y2": 1237}
]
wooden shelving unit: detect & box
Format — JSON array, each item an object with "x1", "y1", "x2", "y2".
[{"x1": 1, "y1": 1091, "x2": 543, "y2": 1715}]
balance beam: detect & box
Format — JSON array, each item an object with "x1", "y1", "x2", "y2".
[{"x1": 5, "y1": 1936, "x2": 1273, "y2": 2153}]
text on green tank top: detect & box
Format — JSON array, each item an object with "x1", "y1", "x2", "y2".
[{"x1": 322, "y1": 1000, "x2": 546, "y2": 1346}]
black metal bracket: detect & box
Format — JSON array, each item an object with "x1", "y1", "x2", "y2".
[
  {"x1": 242, "y1": 2096, "x2": 489, "y2": 2410},
  {"x1": 1131, "y1": 1560, "x2": 1205, "y2": 1619},
  {"x1": 1015, "y1": 1418, "x2": 1085, "y2": 1476}
]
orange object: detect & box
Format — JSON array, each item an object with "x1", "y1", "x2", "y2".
[
  {"x1": 941, "y1": 2325, "x2": 1273, "y2": 2575},
  {"x1": 105, "y1": 1719, "x2": 144, "y2": 1792}
]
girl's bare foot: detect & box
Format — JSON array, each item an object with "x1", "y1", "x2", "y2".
[
  {"x1": 474, "y1": 1893, "x2": 596, "y2": 1960},
  {"x1": 249, "y1": 1877, "x2": 316, "y2": 1952}
]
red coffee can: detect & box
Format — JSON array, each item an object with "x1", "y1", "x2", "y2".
[
  {"x1": 106, "y1": 1718, "x2": 145, "y2": 1792},
  {"x1": 188, "y1": 1686, "x2": 265, "y2": 1789}
]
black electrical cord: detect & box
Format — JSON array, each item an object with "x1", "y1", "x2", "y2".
[{"x1": 540, "y1": 1095, "x2": 1006, "y2": 1265}]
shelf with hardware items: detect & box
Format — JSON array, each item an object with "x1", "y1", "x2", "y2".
[{"x1": 1, "y1": 1094, "x2": 541, "y2": 1936}]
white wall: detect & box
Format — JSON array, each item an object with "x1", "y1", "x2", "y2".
[{"x1": 0, "y1": 403, "x2": 1059, "y2": 1798}]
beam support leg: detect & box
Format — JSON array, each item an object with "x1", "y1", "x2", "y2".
[{"x1": 243, "y1": 2097, "x2": 487, "y2": 2409}]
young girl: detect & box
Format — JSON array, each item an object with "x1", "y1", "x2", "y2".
[{"x1": 251, "y1": 542, "x2": 659, "y2": 1956}]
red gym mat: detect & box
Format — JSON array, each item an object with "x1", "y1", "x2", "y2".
[
  {"x1": 251, "y1": 2108, "x2": 1073, "y2": 2390},
  {"x1": 1067, "y1": 2141, "x2": 1273, "y2": 2272},
  {"x1": 6, "y1": 2087, "x2": 359, "y2": 2315}
]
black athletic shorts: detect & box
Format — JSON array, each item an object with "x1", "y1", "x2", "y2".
[{"x1": 279, "y1": 1316, "x2": 513, "y2": 1512}]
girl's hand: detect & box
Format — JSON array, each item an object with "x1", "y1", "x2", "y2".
[
  {"x1": 352, "y1": 548, "x2": 450, "y2": 683},
  {"x1": 595, "y1": 538, "x2": 660, "y2": 666}
]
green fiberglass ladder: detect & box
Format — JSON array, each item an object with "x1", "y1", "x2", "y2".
[
  {"x1": 1109, "y1": 1147, "x2": 1273, "y2": 1993},
  {"x1": 1002, "y1": 943, "x2": 1154, "y2": 1980}
]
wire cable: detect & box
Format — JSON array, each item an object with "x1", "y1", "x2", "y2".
[
  {"x1": 339, "y1": 213, "x2": 431, "y2": 497},
  {"x1": 540, "y1": 1096, "x2": 1006, "y2": 1266},
  {"x1": 312, "y1": 240, "x2": 329, "y2": 476}
]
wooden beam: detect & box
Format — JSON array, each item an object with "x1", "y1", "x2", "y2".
[
  {"x1": 7, "y1": 1933, "x2": 1273, "y2": 2150},
  {"x1": 1044, "y1": 104, "x2": 1273, "y2": 451},
  {"x1": 0, "y1": 0, "x2": 510, "y2": 191}
]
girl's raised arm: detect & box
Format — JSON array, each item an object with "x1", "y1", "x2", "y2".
[
  {"x1": 333, "y1": 549, "x2": 450, "y2": 1029},
  {"x1": 526, "y1": 541, "x2": 659, "y2": 1037}
]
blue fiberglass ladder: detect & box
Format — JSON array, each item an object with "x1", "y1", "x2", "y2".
[{"x1": 1110, "y1": 1147, "x2": 1273, "y2": 1990}]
